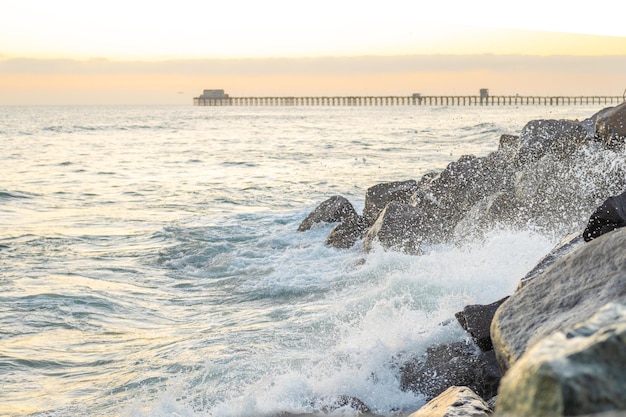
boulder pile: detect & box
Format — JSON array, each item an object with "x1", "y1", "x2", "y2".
[{"x1": 298, "y1": 103, "x2": 626, "y2": 416}]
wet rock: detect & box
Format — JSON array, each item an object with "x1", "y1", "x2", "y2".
[
  {"x1": 583, "y1": 189, "x2": 626, "y2": 242},
  {"x1": 516, "y1": 232, "x2": 584, "y2": 289},
  {"x1": 498, "y1": 134, "x2": 520, "y2": 154},
  {"x1": 516, "y1": 119, "x2": 587, "y2": 165},
  {"x1": 491, "y1": 227, "x2": 626, "y2": 371},
  {"x1": 496, "y1": 301, "x2": 626, "y2": 417},
  {"x1": 325, "y1": 215, "x2": 368, "y2": 249},
  {"x1": 452, "y1": 192, "x2": 519, "y2": 243},
  {"x1": 595, "y1": 101, "x2": 626, "y2": 147},
  {"x1": 297, "y1": 195, "x2": 358, "y2": 232},
  {"x1": 400, "y1": 341, "x2": 501, "y2": 402},
  {"x1": 317, "y1": 395, "x2": 370, "y2": 414},
  {"x1": 362, "y1": 180, "x2": 418, "y2": 226},
  {"x1": 408, "y1": 386, "x2": 491, "y2": 417},
  {"x1": 425, "y1": 153, "x2": 514, "y2": 239},
  {"x1": 455, "y1": 297, "x2": 509, "y2": 352},
  {"x1": 363, "y1": 202, "x2": 427, "y2": 254}
]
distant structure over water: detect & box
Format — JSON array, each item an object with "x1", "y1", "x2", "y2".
[{"x1": 193, "y1": 89, "x2": 623, "y2": 107}]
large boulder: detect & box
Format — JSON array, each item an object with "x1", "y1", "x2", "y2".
[
  {"x1": 363, "y1": 202, "x2": 428, "y2": 254},
  {"x1": 516, "y1": 232, "x2": 584, "y2": 289},
  {"x1": 515, "y1": 119, "x2": 587, "y2": 165},
  {"x1": 491, "y1": 227, "x2": 626, "y2": 371},
  {"x1": 495, "y1": 301, "x2": 626, "y2": 417},
  {"x1": 362, "y1": 180, "x2": 418, "y2": 226},
  {"x1": 297, "y1": 195, "x2": 358, "y2": 232},
  {"x1": 583, "y1": 189, "x2": 626, "y2": 242},
  {"x1": 595, "y1": 101, "x2": 626, "y2": 147},
  {"x1": 408, "y1": 386, "x2": 491, "y2": 417}
]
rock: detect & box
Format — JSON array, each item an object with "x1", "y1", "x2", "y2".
[
  {"x1": 425, "y1": 153, "x2": 514, "y2": 239},
  {"x1": 408, "y1": 386, "x2": 491, "y2": 417},
  {"x1": 325, "y1": 215, "x2": 368, "y2": 249},
  {"x1": 516, "y1": 232, "x2": 584, "y2": 289},
  {"x1": 455, "y1": 297, "x2": 509, "y2": 351},
  {"x1": 316, "y1": 395, "x2": 370, "y2": 414},
  {"x1": 595, "y1": 101, "x2": 626, "y2": 147},
  {"x1": 452, "y1": 192, "x2": 519, "y2": 243},
  {"x1": 495, "y1": 301, "x2": 626, "y2": 417},
  {"x1": 511, "y1": 149, "x2": 626, "y2": 235},
  {"x1": 583, "y1": 189, "x2": 626, "y2": 242},
  {"x1": 491, "y1": 227, "x2": 626, "y2": 371},
  {"x1": 516, "y1": 119, "x2": 587, "y2": 165},
  {"x1": 362, "y1": 180, "x2": 418, "y2": 226},
  {"x1": 297, "y1": 195, "x2": 358, "y2": 232},
  {"x1": 498, "y1": 134, "x2": 520, "y2": 154},
  {"x1": 400, "y1": 341, "x2": 501, "y2": 402},
  {"x1": 363, "y1": 202, "x2": 428, "y2": 254}
]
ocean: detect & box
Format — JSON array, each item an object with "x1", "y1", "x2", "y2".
[{"x1": 0, "y1": 104, "x2": 608, "y2": 417}]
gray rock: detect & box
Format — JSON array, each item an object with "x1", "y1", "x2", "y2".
[
  {"x1": 491, "y1": 228, "x2": 626, "y2": 371},
  {"x1": 316, "y1": 395, "x2": 370, "y2": 414},
  {"x1": 516, "y1": 119, "x2": 587, "y2": 165},
  {"x1": 455, "y1": 297, "x2": 509, "y2": 351},
  {"x1": 297, "y1": 195, "x2": 358, "y2": 232},
  {"x1": 363, "y1": 202, "x2": 427, "y2": 254},
  {"x1": 408, "y1": 386, "x2": 491, "y2": 417},
  {"x1": 498, "y1": 134, "x2": 520, "y2": 154},
  {"x1": 400, "y1": 341, "x2": 502, "y2": 402},
  {"x1": 595, "y1": 101, "x2": 626, "y2": 148},
  {"x1": 452, "y1": 192, "x2": 519, "y2": 243},
  {"x1": 362, "y1": 180, "x2": 418, "y2": 226},
  {"x1": 583, "y1": 189, "x2": 626, "y2": 242},
  {"x1": 495, "y1": 301, "x2": 626, "y2": 417},
  {"x1": 512, "y1": 150, "x2": 626, "y2": 235},
  {"x1": 325, "y1": 215, "x2": 368, "y2": 249},
  {"x1": 516, "y1": 232, "x2": 584, "y2": 289}
]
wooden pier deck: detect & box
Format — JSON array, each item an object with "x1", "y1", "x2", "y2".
[{"x1": 194, "y1": 95, "x2": 624, "y2": 107}]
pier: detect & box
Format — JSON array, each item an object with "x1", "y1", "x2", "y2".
[{"x1": 193, "y1": 95, "x2": 624, "y2": 107}]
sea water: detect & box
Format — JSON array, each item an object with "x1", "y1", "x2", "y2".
[{"x1": 0, "y1": 104, "x2": 605, "y2": 417}]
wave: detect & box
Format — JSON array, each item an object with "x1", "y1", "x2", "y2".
[{"x1": 0, "y1": 189, "x2": 36, "y2": 200}]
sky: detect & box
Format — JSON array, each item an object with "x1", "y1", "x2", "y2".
[{"x1": 1, "y1": 0, "x2": 625, "y2": 105}]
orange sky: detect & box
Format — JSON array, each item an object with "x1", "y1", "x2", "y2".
[{"x1": 1, "y1": 1, "x2": 625, "y2": 105}]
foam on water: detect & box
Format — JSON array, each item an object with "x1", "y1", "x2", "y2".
[{"x1": 121, "y1": 220, "x2": 555, "y2": 417}]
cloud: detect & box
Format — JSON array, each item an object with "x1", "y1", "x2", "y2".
[{"x1": 2, "y1": 55, "x2": 626, "y2": 76}]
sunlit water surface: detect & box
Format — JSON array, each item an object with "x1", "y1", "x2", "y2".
[{"x1": 0, "y1": 105, "x2": 604, "y2": 417}]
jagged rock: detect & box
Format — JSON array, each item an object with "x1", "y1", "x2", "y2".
[
  {"x1": 583, "y1": 189, "x2": 626, "y2": 242},
  {"x1": 316, "y1": 395, "x2": 370, "y2": 414},
  {"x1": 362, "y1": 180, "x2": 418, "y2": 226},
  {"x1": 363, "y1": 202, "x2": 428, "y2": 254},
  {"x1": 424, "y1": 153, "x2": 514, "y2": 239},
  {"x1": 512, "y1": 150, "x2": 626, "y2": 235},
  {"x1": 408, "y1": 386, "x2": 491, "y2": 417},
  {"x1": 455, "y1": 297, "x2": 509, "y2": 351},
  {"x1": 595, "y1": 101, "x2": 626, "y2": 147},
  {"x1": 400, "y1": 341, "x2": 501, "y2": 402},
  {"x1": 325, "y1": 215, "x2": 368, "y2": 249},
  {"x1": 516, "y1": 232, "x2": 584, "y2": 289},
  {"x1": 491, "y1": 227, "x2": 626, "y2": 371},
  {"x1": 496, "y1": 301, "x2": 626, "y2": 417},
  {"x1": 516, "y1": 119, "x2": 587, "y2": 165},
  {"x1": 297, "y1": 195, "x2": 358, "y2": 232},
  {"x1": 498, "y1": 134, "x2": 520, "y2": 154},
  {"x1": 452, "y1": 192, "x2": 519, "y2": 243}
]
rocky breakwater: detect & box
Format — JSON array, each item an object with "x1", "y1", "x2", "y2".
[{"x1": 298, "y1": 102, "x2": 626, "y2": 416}]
